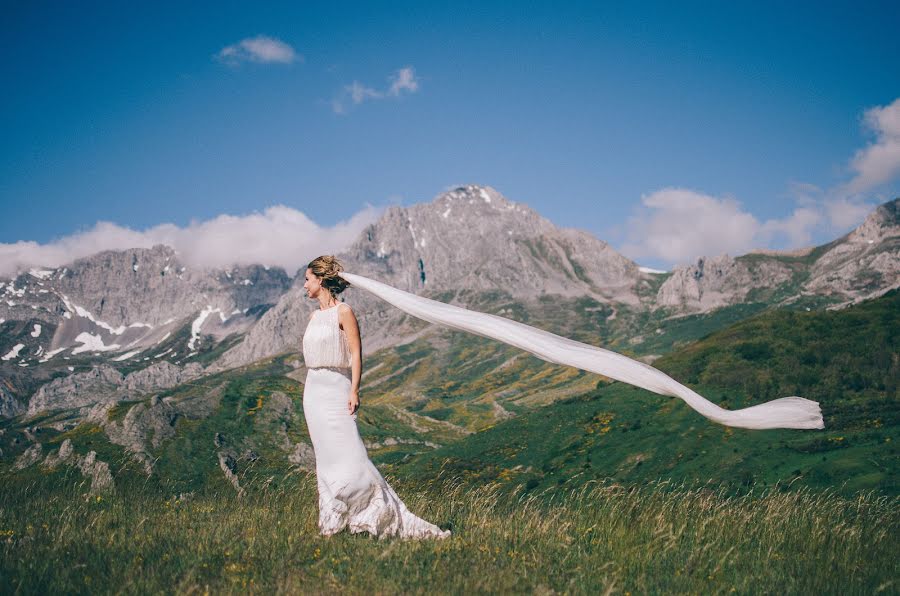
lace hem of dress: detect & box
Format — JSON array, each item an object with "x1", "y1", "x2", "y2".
[{"x1": 317, "y1": 480, "x2": 450, "y2": 540}]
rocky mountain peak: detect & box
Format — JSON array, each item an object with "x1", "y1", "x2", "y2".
[
  {"x1": 874, "y1": 197, "x2": 899, "y2": 226},
  {"x1": 431, "y1": 184, "x2": 536, "y2": 217},
  {"x1": 846, "y1": 197, "x2": 899, "y2": 245},
  {"x1": 225, "y1": 184, "x2": 647, "y2": 373},
  {"x1": 336, "y1": 184, "x2": 641, "y2": 302}
]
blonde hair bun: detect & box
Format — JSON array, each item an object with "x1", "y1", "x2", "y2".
[{"x1": 307, "y1": 255, "x2": 351, "y2": 296}]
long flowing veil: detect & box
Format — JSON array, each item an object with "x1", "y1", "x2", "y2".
[{"x1": 341, "y1": 271, "x2": 825, "y2": 430}]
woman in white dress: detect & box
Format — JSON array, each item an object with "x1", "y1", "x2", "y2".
[
  {"x1": 299, "y1": 251, "x2": 824, "y2": 537},
  {"x1": 301, "y1": 255, "x2": 450, "y2": 539}
]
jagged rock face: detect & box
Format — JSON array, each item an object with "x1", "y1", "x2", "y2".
[
  {"x1": 12, "y1": 442, "x2": 42, "y2": 470},
  {"x1": 251, "y1": 390, "x2": 316, "y2": 471},
  {"x1": 339, "y1": 185, "x2": 642, "y2": 302},
  {"x1": 656, "y1": 254, "x2": 794, "y2": 311},
  {"x1": 74, "y1": 450, "x2": 115, "y2": 494},
  {"x1": 28, "y1": 364, "x2": 124, "y2": 415},
  {"x1": 0, "y1": 243, "x2": 292, "y2": 369},
  {"x1": 656, "y1": 198, "x2": 900, "y2": 312},
  {"x1": 42, "y1": 244, "x2": 291, "y2": 327},
  {"x1": 26, "y1": 438, "x2": 115, "y2": 494},
  {"x1": 122, "y1": 361, "x2": 204, "y2": 393},
  {"x1": 207, "y1": 287, "x2": 311, "y2": 372},
  {"x1": 101, "y1": 383, "x2": 225, "y2": 475},
  {"x1": 288, "y1": 442, "x2": 316, "y2": 471},
  {"x1": 53, "y1": 244, "x2": 201, "y2": 328},
  {"x1": 218, "y1": 451, "x2": 245, "y2": 496},
  {"x1": 254, "y1": 390, "x2": 295, "y2": 445},
  {"x1": 0, "y1": 383, "x2": 25, "y2": 417},
  {"x1": 103, "y1": 395, "x2": 180, "y2": 475},
  {"x1": 26, "y1": 361, "x2": 206, "y2": 417},
  {"x1": 805, "y1": 199, "x2": 900, "y2": 300}
]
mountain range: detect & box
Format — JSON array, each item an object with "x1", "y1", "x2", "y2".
[{"x1": 1, "y1": 185, "x2": 897, "y2": 496}]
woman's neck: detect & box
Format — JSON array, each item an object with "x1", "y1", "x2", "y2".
[{"x1": 318, "y1": 295, "x2": 338, "y2": 310}]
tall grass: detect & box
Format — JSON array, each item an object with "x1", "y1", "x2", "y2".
[{"x1": 1, "y1": 469, "x2": 896, "y2": 594}]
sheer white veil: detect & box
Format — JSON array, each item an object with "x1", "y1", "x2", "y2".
[{"x1": 341, "y1": 271, "x2": 824, "y2": 431}]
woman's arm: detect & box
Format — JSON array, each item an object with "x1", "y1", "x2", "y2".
[{"x1": 339, "y1": 304, "x2": 362, "y2": 414}]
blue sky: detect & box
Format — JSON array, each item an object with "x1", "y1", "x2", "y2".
[{"x1": 2, "y1": 0, "x2": 899, "y2": 274}]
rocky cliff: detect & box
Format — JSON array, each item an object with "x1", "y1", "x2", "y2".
[{"x1": 656, "y1": 198, "x2": 899, "y2": 312}]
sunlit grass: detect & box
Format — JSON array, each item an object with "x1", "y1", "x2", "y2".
[{"x1": 2, "y1": 470, "x2": 896, "y2": 594}]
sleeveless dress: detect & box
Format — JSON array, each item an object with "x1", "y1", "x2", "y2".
[{"x1": 301, "y1": 302, "x2": 451, "y2": 539}]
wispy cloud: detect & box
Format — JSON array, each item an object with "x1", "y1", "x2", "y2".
[
  {"x1": 619, "y1": 186, "x2": 878, "y2": 267},
  {"x1": 840, "y1": 97, "x2": 900, "y2": 196},
  {"x1": 388, "y1": 67, "x2": 419, "y2": 96},
  {"x1": 620, "y1": 189, "x2": 761, "y2": 265},
  {"x1": 0, "y1": 205, "x2": 382, "y2": 278},
  {"x1": 348, "y1": 81, "x2": 383, "y2": 104},
  {"x1": 332, "y1": 66, "x2": 419, "y2": 114},
  {"x1": 216, "y1": 35, "x2": 301, "y2": 66},
  {"x1": 620, "y1": 98, "x2": 900, "y2": 267}
]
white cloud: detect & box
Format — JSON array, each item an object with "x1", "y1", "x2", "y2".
[
  {"x1": 332, "y1": 66, "x2": 420, "y2": 114},
  {"x1": 758, "y1": 203, "x2": 823, "y2": 247},
  {"x1": 825, "y1": 197, "x2": 876, "y2": 229},
  {"x1": 216, "y1": 35, "x2": 300, "y2": 66},
  {"x1": 841, "y1": 97, "x2": 900, "y2": 196},
  {"x1": 620, "y1": 189, "x2": 760, "y2": 265},
  {"x1": 388, "y1": 67, "x2": 419, "y2": 96},
  {"x1": 619, "y1": 187, "x2": 878, "y2": 267},
  {"x1": 620, "y1": 99, "x2": 900, "y2": 267},
  {"x1": 348, "y1": 81, "x2": 383, "y2": 104},
  {"x1": 0, "y1": 204, "x2": 382, "y2": 278}
]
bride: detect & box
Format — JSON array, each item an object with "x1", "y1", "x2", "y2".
[
  {"x1": 301, "y1": 255, "x2": 450, "y2": 539},
  {"x1": 301, "y1": 253, "x2": 824, "y2": 538}
]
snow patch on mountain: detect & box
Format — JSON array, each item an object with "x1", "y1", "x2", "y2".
[
  {"x1": 28, "y1": 268, "x2": 55, "y2": 280},
  {"x1": 112, "y1": 349, "x2": 143, "y2": 362},
  {"x1": 59, "y1": 293, "x2": 153, "y2": 335},
  {"x1": 39, "y1": 347, "x2": 67, "y2": 362},
  {"x1": 2, "y1": 344, "x2": 25, "y2": 361},
  {"x1": 188, "y1": 306, "x2": 229, "y2": 350},
  {"x1": 72, "y1": 333, "x2": 121, "y2": 355}
]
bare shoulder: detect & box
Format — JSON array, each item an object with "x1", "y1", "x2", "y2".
[{"x1": 337, "y1": 303, "x2": 359, "y2": 334}]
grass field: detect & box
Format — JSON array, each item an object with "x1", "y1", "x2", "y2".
[
  {"x1": 1, "y1": 468, "x2": 896, "y2": 594},
  {"x1": 1, "y1": 276, "x2": 897, "y2": 594}
]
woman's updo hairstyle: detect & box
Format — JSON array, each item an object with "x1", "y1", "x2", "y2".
[{"x1": 307, "y1": 255, "x2": 351, "y2": 297}]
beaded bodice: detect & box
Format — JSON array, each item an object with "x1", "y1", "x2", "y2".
[{"x1": 302, "y1": 304, "x2": 352, "y2": 369}]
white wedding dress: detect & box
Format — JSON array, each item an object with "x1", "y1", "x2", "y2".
[{"x1": 301, "y1": 302, "x2": 450, "y2": 539}]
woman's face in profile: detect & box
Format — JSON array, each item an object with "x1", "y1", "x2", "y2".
[{"x1": 303, "y1": 268, "x2": 322, "y2": 298}]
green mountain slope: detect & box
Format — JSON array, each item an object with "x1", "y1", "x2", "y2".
[
  {"x1": 0, "y1": 355, "x2": 465, "y2": 495},
  {"x1": 2, "y1": 289, "x2": 896, "y2": 498},
  {"x1": 399, "y1": 290, "x2": 899, "y2": 496}
]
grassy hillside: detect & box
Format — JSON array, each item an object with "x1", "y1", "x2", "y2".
[
  {"x1": 0, "y1": 354, "x2": 465, "y2": 496},
  {"x1": 1, "y1": 472, "x2": 896, "y2": 593},
  {"x1": 400, "y1": 290, "x2": 899, "y2": 496}
]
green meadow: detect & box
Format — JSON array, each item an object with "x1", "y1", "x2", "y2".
[{"x1": 1, "y1": 469, "x2": 897, "y2": 594}]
